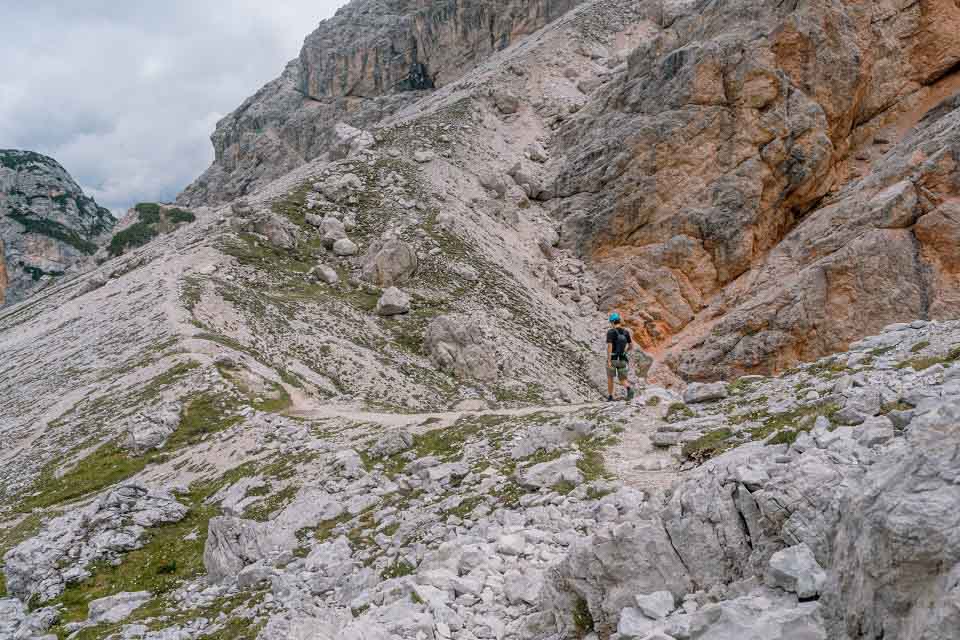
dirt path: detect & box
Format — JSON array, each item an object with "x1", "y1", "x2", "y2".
[
  {"x1": 287, "y1": 388, "x2": 605, "y2": 429},
  {"x1": 289, "y1": 389, "x2": 687, "y2": 493}
]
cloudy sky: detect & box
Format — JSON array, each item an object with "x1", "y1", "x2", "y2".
[{"x1": 0, "y1": 1, "x2": 345, "y2": 214}]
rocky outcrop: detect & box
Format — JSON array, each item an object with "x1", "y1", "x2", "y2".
[
  {"x1": 0, "y1": 150, "x2": 114, "y2": 307},
  {"x1": 178, "y1": 0, "x2": 583, "y2": 206},
  {"x1": 2, "y1": 483, "x2": 187, "y2": 604},
  {"x1": 548, "y1": 0, "x2": 960, "y2": 380}
]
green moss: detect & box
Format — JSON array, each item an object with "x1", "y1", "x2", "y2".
[
  {"x1": 682, "y1": 428, "x2": 735, "y2": 462},
  {"x1": 665, "y1": 402, "x2": 694, "y2": 423},
  {"x1": 381, "y1": 559, "x2": 415, "y2": 580},
  {"x1": 645, "y1": 395, "x2": 661, "y2": 407}
]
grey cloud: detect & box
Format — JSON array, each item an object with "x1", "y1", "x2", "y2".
[{"x1": 0, "y1": 1, "x2": 340, "y2": 213}]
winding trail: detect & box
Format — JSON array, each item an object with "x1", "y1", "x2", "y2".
[{"x1": 288, "y1": 389, "x2": 685, "y2": 492}]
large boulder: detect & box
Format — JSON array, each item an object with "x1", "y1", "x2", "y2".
[
  {"x1": 822, "y1": 401, "x2": 960, "y2": 640},
  {"x1": 362, "y1": 239, "x2": 418, "y2": 287},
  {"x1": 424, "y1": 315, "x2": 498, "y2": 381}
]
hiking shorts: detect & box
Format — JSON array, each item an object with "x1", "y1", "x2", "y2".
[{"x1": 607, "y1": 358, "x2": 629, "y2": 382}]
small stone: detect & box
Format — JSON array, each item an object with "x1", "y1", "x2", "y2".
[
  {"x1": 683, "y1": 382, "x2": 729, "y2": 404},
  {"x1": 765, "y1": 543, "x2": 826, "y2": 598},
  {"x1": 332, "y1": 238, "x2": 358, "y2": 256},
  {"x1": 634, "y1": 590, "x2": 675, "y2": 620},
  {"x1": 496, "y1": 534, "x2": 526, "y2": 556},
  {"x1": 376, "y1": 287, "x2": 411, "y2": 316},
  {"x1": 414, "y1": 150, "x2": 436, "y2": 163}
]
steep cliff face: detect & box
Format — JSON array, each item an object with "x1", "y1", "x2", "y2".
[
  {"x1": 178, "y1": 0, "x2": 583, "y2": 206},
  {"x1": 547, "y1": 0, "x2": 960, "y2": 381},
  {"x1": 0, "y1": 150, "x2": 114, "y2": 307}
]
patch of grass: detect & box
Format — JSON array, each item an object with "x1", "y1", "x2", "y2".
[
  {"x1": 576, "y1": 436, "x2": 615, "y2": 482},
  {"x1": 806, "y1": 357, "x2": 849, "y2": 379},
  {"x1": 768, "y1": 429, "x2": 801, "y2": 446},
  {"x1": 381, "y1": 559, "x2": 415, "y2": 580},
  {"x1": 909, "y1": 340, "x2": 930, "y2": 353},
  {"x1": 164, "y1": 393, "x2": 242, "y2": 451},
  {"x1": 552, "y1": 479, "x2": 576, "y2": 495},
  {"x1": 645, "y1": 395, "x2": 661, "y2": 407},
  {"x1": 896, "y1": 346, "x2": 960, "y2": 371},
  {"x1": 728, "y1": 378, "x2": 756, "y2": 395},
  {"x1": 49, "y1": 481, "x2": 219, "y2": 627},
  {"x1": 414, "y1": 414, "x2": 512, "y2": 461},
  {"x1": 682, "y1": 428, "x2": 735, "y2": 462},
  {"x1": 665, "y1": 402, "x2": 694, "y2": 423},
  {"x1": 446, "y1": 495, "x2": 485, "y2": 519},
  {"x1": 585, "y1": 486, "x2": 613, "y2": 500},
  {"x1": 243, "y1": 483, "x2": 298, "y2": 522},
  {"x1": 196, "y1": 616, "x2": 265, "y2": 640},
  {"x1": 869, "y1": 345, "x2": 897, "y2": 357},
  {"x1": 17, "y1": 442, "x2": 150, "y2": 512},
  {"x1": 573, "y1": 596, "x2": 595, "y2": 636},
  {"x1": 880, "y1": 399, "x2": 913, "y2": 414},
  {"x1": 750, "y1": 402, "x2": 840, "y2": 442}
]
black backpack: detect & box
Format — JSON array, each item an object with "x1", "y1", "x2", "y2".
[{"x1": 612, "y1": 328, "x2": 630, "y2": 358}]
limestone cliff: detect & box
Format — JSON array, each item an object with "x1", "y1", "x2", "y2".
[
  {"x1": 546, "y1": 0, "x2": 960, "y2": 382},
  {"x1": 0, "y1": 150, "x2": 114, "y2": 307},
  {"x1": 177, "y1": 0, "x2": 583, "y2": 206}
]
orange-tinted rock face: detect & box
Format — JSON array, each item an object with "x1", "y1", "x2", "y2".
[{"x1": 553, "y1": 0, "x2": 960, "y2": 381}]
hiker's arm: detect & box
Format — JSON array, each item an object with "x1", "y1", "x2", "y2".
[{"x1": 606, "y1": 342, "x2": 612, "y2": 363}]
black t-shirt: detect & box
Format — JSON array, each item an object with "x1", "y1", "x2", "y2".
[{"x1": 606, "y1": 327, "x2": 632, "y2": 359}]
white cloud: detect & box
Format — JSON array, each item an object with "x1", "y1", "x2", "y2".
[{"x1": 0, "y1": 1, "x2": 345, "y2": 214}]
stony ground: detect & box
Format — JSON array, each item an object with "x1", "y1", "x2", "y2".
[
  {"x1": 2, "y1": 313, "x2": 959, "y2": 639},
  {"x1": 2, "y1": 0, "x2": 960, "y2": 638}
]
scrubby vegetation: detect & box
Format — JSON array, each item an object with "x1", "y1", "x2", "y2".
[{"x1": 108, "y1": 203, "x2": 196, "y2": 257}]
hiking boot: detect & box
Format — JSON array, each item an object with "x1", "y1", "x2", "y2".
[
  {"x1": 626, "y1": 387, "x2": 635, "y2": 401},
  {"x1": 606, "y1": 395, "x2": 615, "y2": 402}
]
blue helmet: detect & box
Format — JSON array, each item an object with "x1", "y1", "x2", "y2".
[{"x1": 609, "y1": 312, "x2": 621, "y2": 323}]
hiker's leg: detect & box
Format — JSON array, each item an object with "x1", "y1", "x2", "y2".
[{"x1": 607, "y1": 373, "x2": 614, "y2": 397}]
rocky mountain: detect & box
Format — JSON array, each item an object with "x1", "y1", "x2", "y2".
[
  {"x1": 181, "y1": 0, "x2": 960, "y2": 385},
  {"x1": 177, "y1": 0, "x2": 583, "y2": 207},
  {"x1": 0, "y1": 150, "x2": 115, "y2": 307},
  {"x1": 1, "y1": 0, "x2": 960, "y2": 639}
]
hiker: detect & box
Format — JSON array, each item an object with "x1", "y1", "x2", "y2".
[{"x1": 606, "y1": 312, "x2": 634, "y2": 401}]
